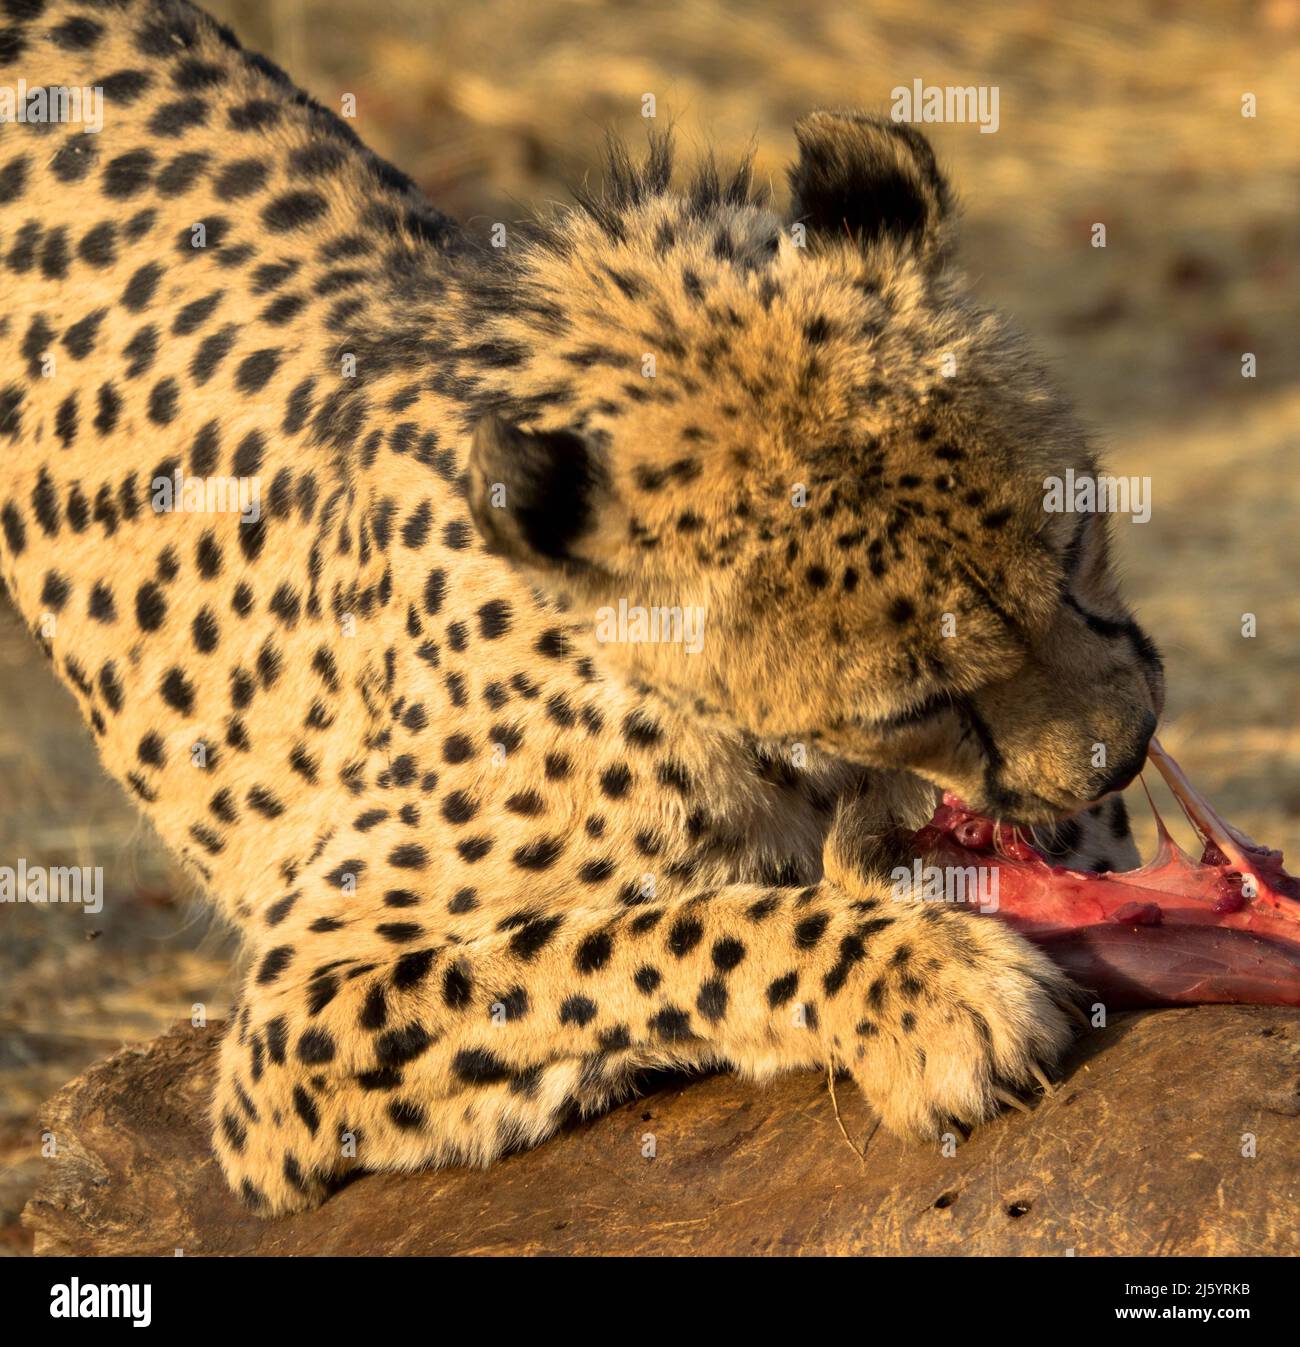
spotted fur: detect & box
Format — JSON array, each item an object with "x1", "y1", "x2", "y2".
[{"x1": 0, "y1": 1, "x2": 1163, "y2": 1213}]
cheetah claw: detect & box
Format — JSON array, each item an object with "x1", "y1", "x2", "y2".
[
  {"x1": 992, "y1": 1086, "x2": 1033, "y2": 1115},
  {"x1": 1028, "y1": 1061, "x2": 1055, "y2": 1096}
]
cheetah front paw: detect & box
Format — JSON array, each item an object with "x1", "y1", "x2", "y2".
[{"x1": 842, "y1": 907, "x2": 1082, "y2": 1138}]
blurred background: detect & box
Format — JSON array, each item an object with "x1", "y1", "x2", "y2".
[{"x1": 2, "y1": 0, "x2": 1298, "y2": 1251}]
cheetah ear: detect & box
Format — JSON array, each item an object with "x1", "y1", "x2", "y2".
[
  {"x1": 467, "y1": 414, "x2": 618, "y2": 577},
  {"x1": 788, "y1": 111, "x2": 953, "y2": 264}
]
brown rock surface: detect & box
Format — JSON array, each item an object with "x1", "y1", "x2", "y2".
[{"x1": 22, "y1": 1007, "x2": 1300, "y2": 1256}]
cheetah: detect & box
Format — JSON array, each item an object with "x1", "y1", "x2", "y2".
[{"x1": 0, "y1": 0, "x2": 1164, "y2": 1215}]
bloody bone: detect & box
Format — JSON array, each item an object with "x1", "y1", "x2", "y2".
[{"x1": 908, "y1": 738, "x2": 1300, "y2": 1008}]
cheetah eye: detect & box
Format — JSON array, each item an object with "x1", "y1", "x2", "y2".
[
  {"x1": 863, "y1": 692, "x2": 958, "y2": 737},
  {"x1": 1059, "y1": 512, "x2": 1102, "y2": 591}
]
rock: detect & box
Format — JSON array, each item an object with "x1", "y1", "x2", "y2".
[{"x1": 23, "y1": 1007, "x2": 1300, "y2": 1256}]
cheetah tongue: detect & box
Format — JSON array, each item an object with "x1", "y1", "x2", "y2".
[{"x1": 911, "y1": 739, "x2": 1300, "y2": 1009}]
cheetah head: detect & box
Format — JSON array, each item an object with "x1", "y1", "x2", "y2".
[{"x1": 466, "y1": 111, "x2": 1164, "y2": 826}]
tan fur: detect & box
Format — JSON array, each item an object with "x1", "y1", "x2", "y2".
[{"x1": 0, "y1": 2, "x2": 1157, "y2": 1213}]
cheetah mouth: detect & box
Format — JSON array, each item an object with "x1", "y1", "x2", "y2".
[{"x1": 911, "y1": 737, "x2": 1300, "y2": 1009}]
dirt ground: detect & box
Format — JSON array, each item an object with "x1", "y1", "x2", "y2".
[{"x1": 2, "y1": 0, "x2": 1298, "y2": 1252}]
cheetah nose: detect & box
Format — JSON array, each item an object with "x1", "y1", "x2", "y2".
[{"x1": 1093, "y1": 712, "x2": 1157, "y2": 799}]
